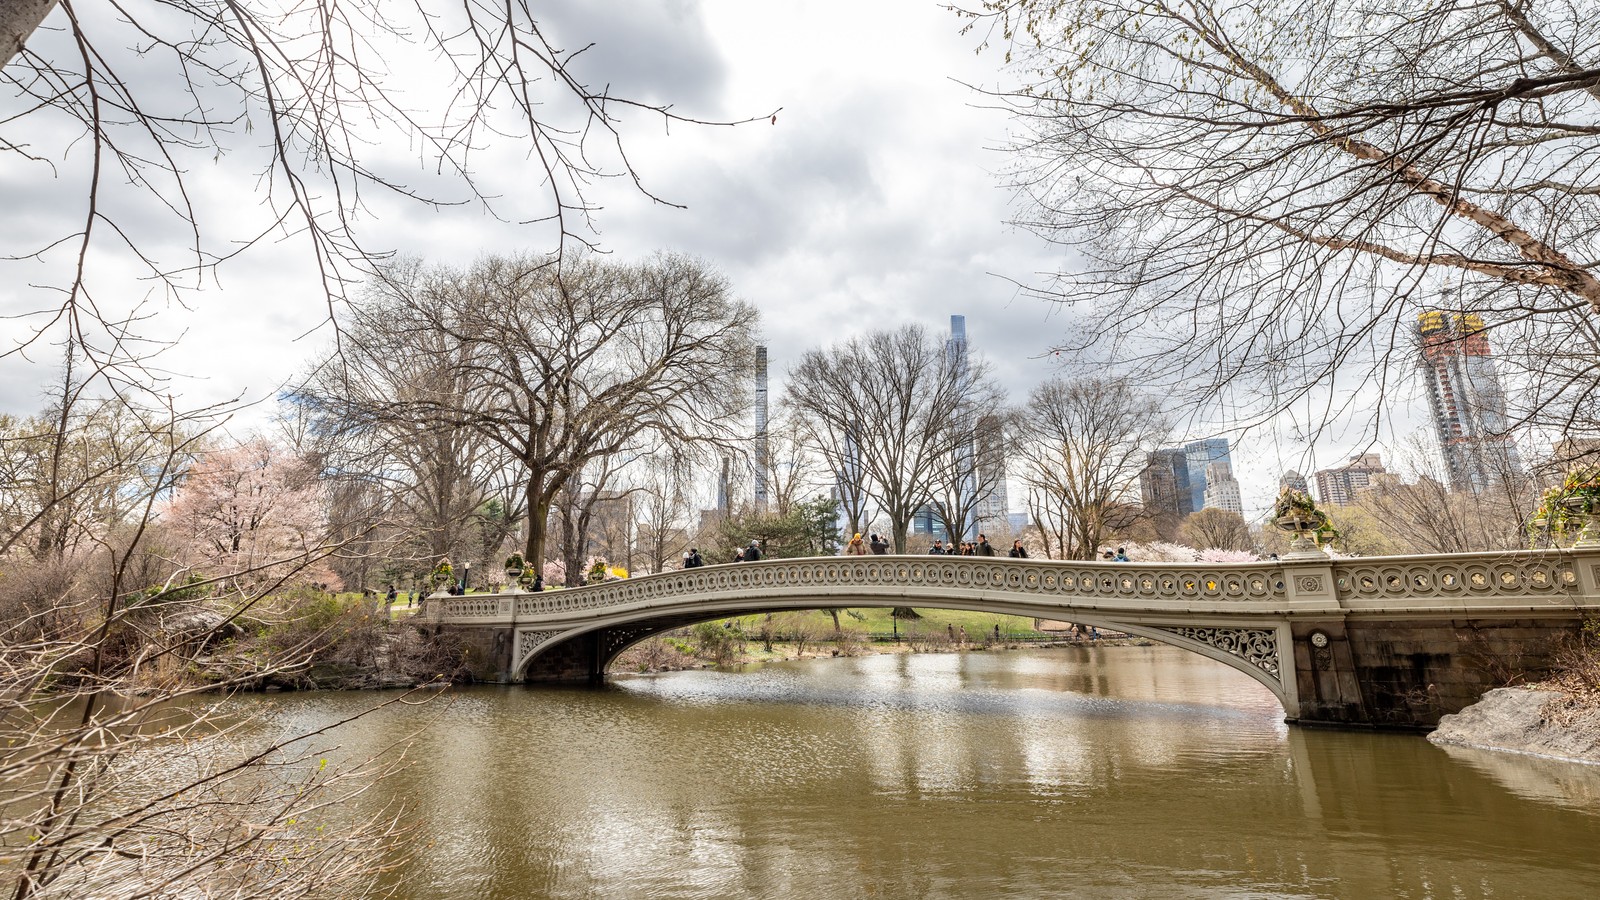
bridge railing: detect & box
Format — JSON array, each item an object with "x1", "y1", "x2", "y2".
[{"x1": 419, "y1": 549, "x2": 1596, "y2": 626}]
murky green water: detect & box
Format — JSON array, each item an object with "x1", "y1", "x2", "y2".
[{"x1": 237, "y1": 646, "x2": 1600, "y2": 899}]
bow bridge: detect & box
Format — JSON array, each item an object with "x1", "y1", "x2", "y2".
[{"x1": 420, "y1": 549, "x2": 1600, "y2": 728}]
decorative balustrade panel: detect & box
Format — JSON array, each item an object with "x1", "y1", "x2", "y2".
[
  {"x1": 1332, "y1": 554, "x2": 1578, "y2": 602},
  {"x1": 492, "y1": 557, "x2": 1290, "y2": 620},
  {"x1": 437, "y1": 596, "x2": 504, "y2": 619}
]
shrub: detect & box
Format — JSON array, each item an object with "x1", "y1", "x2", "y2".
[{"x1": 692, "y1": 621, "x2": 743, "y2": 665}]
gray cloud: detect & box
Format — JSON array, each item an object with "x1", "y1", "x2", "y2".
[{"x1": 536, "y1": 0, "x2": 727, "y2": 110}]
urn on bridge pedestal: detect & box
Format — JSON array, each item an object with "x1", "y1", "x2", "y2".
[
  {"x1": 1272, "y1": 488, "x2": 1337, "y2": 558},
  {"x1": 427, "y1": 558, "x2": 455, "y2": 595},
  {"x1": 503, "y1": 553, "x2": 528, "y2": 594},
  {"x1": 1529, "y1": 466, "x2": 1600, "y2": 550}
]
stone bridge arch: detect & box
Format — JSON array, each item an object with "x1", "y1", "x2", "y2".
[
  {"x1": 506, "y1": 600, "x2": 1294, "y2": 713},
  {"x1": 423, "y1": 551, "x2": 1598, "y2": 728}
]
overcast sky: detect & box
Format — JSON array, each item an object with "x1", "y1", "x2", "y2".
[{"x1": 0, "y1": 0, "x2": 1438, "y2": 518}]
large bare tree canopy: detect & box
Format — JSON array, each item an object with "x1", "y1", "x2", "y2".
[
  {"x1": 786, "y1": 324, "x2": 1006, "y2": 551},
  {"x1": 969, "y1": 0, "x2": 1600, "y2": 436},
  {"x1": 343, "y1": 252, "x2": 758, "y2": 568},
  {"x1": 1016, "y1": 376, "x2": 1168, "y2": 560}
]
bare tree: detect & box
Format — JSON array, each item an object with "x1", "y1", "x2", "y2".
[
  {"x1": 1016, "y1": 376, "x2": 1168, "y2": 560},
  {"x1": 634, "y1": 447, "x2": 696, "y2": 573},
  {"x1": 1353, "y1": 435, "x2": 1539, "y2": 552},
  {"x1": 301, "y1": 275, "x2": 526, "y2": 574},
  {"x1": 1178, "y1": 508, "x2": 1254, "y2": 553},
  {"x1": 968, "y1": 0, "x2": 1600, "y2": 437},
  {"x1": 929, "y1": 411, "x2": 1013, "y2": 542},
  {"x1": 762, "y1": 410, "x2": 824, "y2": 518},
  {"x1": 787, "y1": 325, "x2": 1005, "y2": 551},
  {"x1": 358, "y1": 252, "x2": 757, "y2": 569},
  {"x1": 0, "y1": 387, "x2": 409, "y2": 900}
]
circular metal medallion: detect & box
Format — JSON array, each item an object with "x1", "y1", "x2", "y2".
[{"x1": 1309, "y1": 630, "x2": 1330, "y2": 648}]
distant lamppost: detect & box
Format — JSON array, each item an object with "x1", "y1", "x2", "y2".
[{"x1": 461, "y1": 562, "x2": 471, "y2": 594}]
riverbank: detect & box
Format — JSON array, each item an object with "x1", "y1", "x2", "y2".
[
  {"x1": 1428, "y1": 622, "x2": 1600, "y2": 764},
  {"x1": 1430, "y1": 685, "x2": 1600, "y2": 764}
]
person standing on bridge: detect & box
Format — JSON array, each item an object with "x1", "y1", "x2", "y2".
[
  {"x1": 928, "y1": 540, "x2": 946, "y2": 555},
  {"x1": 683, "y1": 548, "x2": 704, "y2": 569},
  {"x1": 1008, "y1": 540, "x2": 1028, "y2": 558},
  {"x1": 845, "y1": 533, "x2": 868, "y2": 556},
  {"x1": 742, "y1": 540, "x2": 762, "y2": 562},
  {"x1": 870, "y1": 533, "x2": 889, "y2": 554},
  {"x1": 976, "y1": 534, "x2": 996, "y2": 556}
]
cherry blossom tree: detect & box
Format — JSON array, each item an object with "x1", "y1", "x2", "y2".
[{"x1": 165, "y1": 438, "x2": 338, "y2": 593}]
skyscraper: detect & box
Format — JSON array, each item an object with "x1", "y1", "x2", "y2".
[
  {"x1": 1183, "y1": 438, "x2": 1232, "y2": 512},
  {"x1": 938, "y1": 314, "x2": 1006, "y2": 539},
  {"x1": 1416, "y1": 310, "x2": 1523, "y2": 492},
  {"x1": 1203, "y1": 461, "x2": 1244, "y2": 515},
  {"x1": 1140, "y1": 448, "x2": 1194, "y2": 519},
  {"x1": 1314, "y1": 453, "x2": 1386, "y2": 506},
  {"x1": 1280, "y1": 470, "x2": 1309, "y2": 495},
  {"x1": 972, "y1": 413, "x2": 1008, "y2": 530},
  {"x1": 754, "y1": 345, "x2": 769, "y2": 511}
]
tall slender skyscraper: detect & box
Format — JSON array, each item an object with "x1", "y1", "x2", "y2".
[
  {"x1": 946, "y1": 315, "x2": 980, "y2": 539},
  {"x1": 1183, "y1": 438, "x2": 1232, "y2": 512},
  {"x1": 1416, "y1": 310, "x2": 1522, "y2": 491},
  {"x1": 754, "y1": 345, "x2": 769, "y2": 511}
]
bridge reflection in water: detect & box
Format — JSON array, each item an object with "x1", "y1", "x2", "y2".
[
  {"x1": 422, "y1": 550, "x2": 1600, "y2": 728},
  {"x1": 273, "y1": 647, "x2": 1600, "y2": 899}
]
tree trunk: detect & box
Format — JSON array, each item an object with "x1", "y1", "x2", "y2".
[
  {"x1": 891, "y1": 519, "x2": 909, "y2": 554},
  {"x1": 524, "y1": 483, "x2": 551, "y2": 571},
  {"x1": 2, "y1": 0, "x2": 55, "y2": 69}
]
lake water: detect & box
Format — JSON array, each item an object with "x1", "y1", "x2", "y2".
[{"x1": 235, "y1": 645, "x2": 1600, "y2": 899}]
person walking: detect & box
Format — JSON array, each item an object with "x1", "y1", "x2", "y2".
[
  {"x1": 976, "y1": 534, "x2": 996, "y2": 557},
  {"x1": 1008, "y1": 540, "x2": 1028, "y2": 558},
  {"x1": 845, "y1": 533, "x2": 868, "y2": 556},
  {"x1": 928, "y1": 540, "x2": 946, "y2": 555},
  {"x1": 1114, "y1": 547, "x2": 1130, "y2": 562},
  {"x1": 870, "y1": 533, "x2": 890, "y2": 554},
  {"x1": 684, "y1": 548, "x2": 704, "y2": 569},
  {"x1": 743, "y1": 540, "x2": 763, "y2": 562}
]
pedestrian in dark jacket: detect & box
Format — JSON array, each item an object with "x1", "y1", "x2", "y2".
[
  {"x1": 928, "y1": 540, "x2": 946, "y2": 555},
  {"x1": 1008, "y1": 540, "x2": 1028, "y2": 558},
  {"x1": 870, "y1": 534, "x2": 889, "y2": 554},
  {"x1": 976, "y1": 534, "x2": 996, "y2": 556},
  {"x1": 743, "y1": 540, "x2": 762, "y2": 562}
]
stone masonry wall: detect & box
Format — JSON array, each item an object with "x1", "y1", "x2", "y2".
[{"x1": 1295, "y1": 615, "x2": 1581, "y2": 728}]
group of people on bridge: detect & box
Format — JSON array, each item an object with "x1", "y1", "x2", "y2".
[{"x1": 842, "y1": 532, "x2": 1030, "y2": 558}]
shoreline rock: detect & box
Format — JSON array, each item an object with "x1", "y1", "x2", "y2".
[{"x1": 1429, "y1": 686, "x2": 1600, "y2": 765}]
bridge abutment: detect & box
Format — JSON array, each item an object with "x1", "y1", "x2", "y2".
[{"x1": 1290, "y1": 615, "x2": 1581, "y2": 728}]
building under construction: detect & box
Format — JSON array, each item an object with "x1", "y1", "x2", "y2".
[{"x1": 1415, "y1": 310, "x2": 1522, "y2": 492}]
